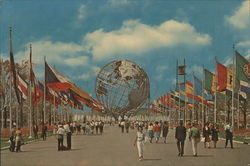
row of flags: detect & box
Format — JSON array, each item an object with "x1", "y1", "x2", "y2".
[
  {"x1": 150, "y1": 50, "x2": 250, "y2": 113},
  {"x1": 7, "y1": 29, "x2": 103, "y2": 112}
]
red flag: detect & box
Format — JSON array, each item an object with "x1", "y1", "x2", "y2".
[
  {"x1": 45, "y1": 61, "x2": 72, "y2": 91},
  {"x1": 217, "y1": 62, "x2": 227, "y2": 92}
]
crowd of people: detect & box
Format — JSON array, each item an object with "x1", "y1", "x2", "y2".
[
  {"x1": 8, "y1": 118, "x2": 235, "y2": 161},
  {"x1": 128, "y1": 120, "x2": 234, "y2": 161},
  {"x1": 53, "y1": 120, "x2": 105, "y2": 151}
]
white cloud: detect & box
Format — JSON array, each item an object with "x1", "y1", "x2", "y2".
[
  {"x1": 77, "y1": 5, "x2": 86, "y2": 21},
  {"x1": 78, "y1": 66, "x2": 100, "y2": 81},
  {"x1": 15, "y1": 39, "x2": 85, "y2": 66},
  {"x1": 108, "y1": 0, "x2": 130, "y2": 6},
  {"x1": 64, "y1": 56, "x2": 89, "y2": 66},
  {"x1": 226, "y1": 1, "x2": 250, "y2": 29},
  {"x1": 236, "y1": 40, "x2": 250, "y2": 48},
  {"x1": 84, "y1": 19, "x2": 212, "y2": 61}
]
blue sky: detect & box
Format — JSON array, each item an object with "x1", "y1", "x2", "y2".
[{"x1": 0, "y1": 0, "x2": 249, "y2": 102}]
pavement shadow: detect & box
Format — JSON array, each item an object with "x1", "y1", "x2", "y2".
[
  {"x1": 143, "y1": 158, "x2": 162, "y2": 161},
  {"x1": 69, "y1": 149, "x2": 81, "y2": 151},
  {"x1": 16, "y1": 150, "x2": 35, "y2": 153},
  {"x1": 183, "y1": 154, "x2": 214, "y2": 158}
]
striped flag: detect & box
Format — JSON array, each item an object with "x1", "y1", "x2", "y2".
[{"x1": 17, "y1": 74, "x2": 28, "y2": 100}]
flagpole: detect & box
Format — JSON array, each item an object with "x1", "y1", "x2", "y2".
[
  {"x1": 202, "y1": 66, "x2": 205, "y2": 128},
  {"x1": 176, "y1": 60, "x2": 180, "y2": 123},
  {"x1": 224, "y1": 92, "x2": 227, "y2": 124},
  {"x1": 214, "y1": 57, "x2": 218, "y2": 124},
  {"x1": 44, "y1": 56, "x2": 46, "y2": 125},
  {"x1": 184, "y1": 59, "x2": 186, "y2": 125},
  {"x1": 237, "y1": 90, "x2": 240, "y2": 129},
  {"x1": 53, "y1": 94, "x2": 56, "y2": 124},
  {"x1": 192, "y1": 72, "x2": 195, "y2": 123},
  {"x1": 28, "y1": 44, "x2": 32, "y2": 138},
  {"x1": 232, "y1": 45, "x2": 235, "y2": 127},
  {"x1": 1, "y1": 58, "x2": 4, "y2": 130},
  {"x1": 9, "y1": 28, "x2": 13, "y2": 130}
]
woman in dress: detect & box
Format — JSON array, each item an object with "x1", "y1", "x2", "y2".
[
  {"x1": 153, "y1": 121, "x2": 161, "y2": 143},
  {"x1": 147, "y1": 123, "x2": 154, "y2": 143},
  {"x1": 211, "y1": 124, "x2": 219, "y2": 148},
  {"x1": 202, "y1": 122, "x2": 211, "y2": 148}
]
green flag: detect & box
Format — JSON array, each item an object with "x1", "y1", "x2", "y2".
[
  {"x1": 204, "y1": 69, "x2": 216, "y2": 93},
  {"x1": 235, "y1": 51, "x2": 250, "y2": 83}
]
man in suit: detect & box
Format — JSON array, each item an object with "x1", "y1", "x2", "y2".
[{"x1": 175, "y1": 121, "x2": 186, "y2": 157}]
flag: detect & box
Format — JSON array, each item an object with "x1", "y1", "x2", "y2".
[
  {"x1": 17, "y1": 74, "x2": 28, "y2": 99},
  {"x1": 37, "y1": 81, "x2": 44, "y2": 99},
  {"x1": 227, "y1": 68, "x2": 233, "y2": 90},
  {"x1": 217, "y1": 62, "x2": 227, "y2": 92},
  {"x1": 194, "y1": 75, "x2": 202, "y2": 96},
  {"x1": 185, "y1": 81, "x2": 194, "y2": 94},
  {"x1": 240, "y1": 80, "x2": 250, "y2": 94},
  {"x1": 204, "y1": 69, "x2": 216, "y2": 94},
  {"x1": 9, "y1": 29, "x2": 21, "y2": 104},
  {"x1": 45, "y1": 61, "x2": 91, "y2": 101},
  {"x1": 45, "y1": 61, "x2": 72, "y2": 91},
  {"x1": 235, "y1": 51, "x2": 250, "y2": 83},
  {"x1": 178, "y1": 82, "x2": 186, "y2": 95}
]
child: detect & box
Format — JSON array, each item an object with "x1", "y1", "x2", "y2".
[{"x1": 134, "y1": 126, "x2": 145, "y2": 161}]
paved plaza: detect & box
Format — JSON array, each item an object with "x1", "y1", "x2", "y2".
[{"x1": 1, "y1": 126, "x2": 250, "y2": 166}]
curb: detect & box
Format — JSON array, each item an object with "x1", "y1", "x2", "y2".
[{"x1": 1, "y1": 139, "x2": 40, "y2": 151}]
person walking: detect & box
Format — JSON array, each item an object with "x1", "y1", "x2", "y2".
[
  {"x1": 134, "y1": 127, "x2": 145, "y2": 161},
  {"x1": 90, "y1": 120, "x2": 95, "y2": 134},
  {"x1": 147, "y1": 123, "x2": 154, "y2": 143},
  {"x1": 202, "y1": 122, "x2": 211, "y2": 148},
  {"x1": 224, "y1": 122, "x2": 234, "y2": 149},
  {"x1": 95, "y1": 121, "x2": 99, "y2": 135},
  {"x1": 162, "y1": 121, "x2": 169, "y2": 143},
  {"x1": 41, "y1": 123, "x2": 47, "y2": 141},
  {"x1": 153, "y1": 121, "x2": 161, "y2": 143},
  {"x1": 125, "y1": 121, "x2": 130, "y2": 133},
  {"x1": 211, "y1": 124, "x2": 219, "y2": 148},
  {"x1": 33, "y1": 124, "x2": 39, "y2": 140},
  {"x1": 9, "y1": 126, "x2": 16, "y2": 152},
  {"x1": 82, "y1": 122, "x2": 86, "y2": 134},
  {"x1": 64, "y1": 122, "x2": 72, "y2": 150},
  {"x1": 99, "y1": 121, "x2": 104, "y2": 134},
  {"x1": 120, "y1": 120, "x2": 125, "y2": 133},
  {"x1": 15, "y1": 127, "x2": 23, "y2": 152},
  {"x1": 175, "y1": 121, "x2": 186, "y2": 157},
  {"x1": 189, "y1": 123, "x2": 201, "y2": 157},
  {"x1": 57, "y1": 124, "x2": 65, "y2": 151}
]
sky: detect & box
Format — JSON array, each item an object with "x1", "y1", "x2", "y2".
[{"x1": 0, "y1": 0, "x2": 249, "y2": 103}]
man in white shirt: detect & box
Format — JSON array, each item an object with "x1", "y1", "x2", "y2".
[{"x1": 57, "y1": 125, "x2": 65, "y2": 151}]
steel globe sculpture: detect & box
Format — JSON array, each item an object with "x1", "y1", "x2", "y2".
[{"x1": 95, "y1": 59, "x2": 150, "y2": 119}]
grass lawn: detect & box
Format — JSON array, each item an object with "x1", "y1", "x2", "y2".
[{"x1": 1, "y1": 131, "x2": 53, "y2": 149}]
